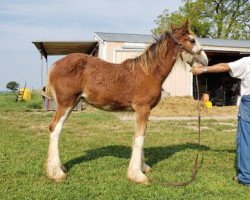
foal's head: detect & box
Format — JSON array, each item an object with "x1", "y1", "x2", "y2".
[{"x1": 170, "y1": 20, "x2": 208, "y2": 67}]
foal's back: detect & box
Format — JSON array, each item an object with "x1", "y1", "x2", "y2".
[{"x1": 48, "y1": 53, "x2": 152, "y2": 110}]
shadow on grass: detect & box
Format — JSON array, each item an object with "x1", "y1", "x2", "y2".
[{"x1": 64, "y1": 143, "x2": 210, "y2": 171}]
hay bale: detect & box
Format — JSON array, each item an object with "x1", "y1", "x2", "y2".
[{"x1": 151, "y1": 96, "x2": 238, "y2": 117}]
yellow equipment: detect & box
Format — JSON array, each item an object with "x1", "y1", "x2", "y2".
[
  {"x1": 18, "y1": 88, "x2": 31, "y2": 101},
  {"x1": 204, "y1": 100, "x2": 212, "y2": 109}
]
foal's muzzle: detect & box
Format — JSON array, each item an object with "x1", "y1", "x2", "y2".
[
  {"x1": 188, "y1": 48, "x2": 208, "y2": 67},
  {"x1": 195, "y1": 54, "x2": 208, "y2": 66}
]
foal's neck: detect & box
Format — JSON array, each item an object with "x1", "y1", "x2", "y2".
[{"x1": 153, "y1": 44, "x2": 180, "y2": 85}]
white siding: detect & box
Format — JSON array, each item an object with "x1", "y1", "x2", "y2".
[
  {"x1": 98, "y1": 42, "x2": 104, "y2": 60},
  {"x1": 105, "y1": 42, "x2": 124, "y2": 62},
  {"x1": 114, "y1": 49, "x2": 143, "y2": 63},
  {"x1": 162, "y1": 59, "x2": 192, "y2": 96}
]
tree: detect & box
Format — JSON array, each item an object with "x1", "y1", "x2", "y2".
[
  {"x1": 152, "y1": 0, "x2": 250, "y2": 39},
  {"x1": 6, "y1": 81, "x2": 19, "y2": 93}
]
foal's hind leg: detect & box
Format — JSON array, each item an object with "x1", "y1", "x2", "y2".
[
  {"x1": 46, "y1": 103, "x2": 74, "y2": 181},
  {"x1": 127, "y1": 106, "x2": 150, "y2": 184}
]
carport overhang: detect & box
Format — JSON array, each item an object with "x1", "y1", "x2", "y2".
[
  {"x1": 32, "y1": 41, "x2": 99, "y2": 88},
  {"x1": 205, "y1": 50, "x2": 250, "y2": 57},
  {"x1": 32, "y1": 41, "x2": 99, "y2": 59},
  {"x1": 201, "y1": 45, "x2": 250, "y2": 65},
  {"x1": 202, "y1": 44, "x2": 250, "y2": 58}
]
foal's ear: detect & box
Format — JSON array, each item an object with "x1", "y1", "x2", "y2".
[
  {"x1": 180, "y1": 19, "x2": 190, "y2": 31},
  {"x1": 170, "y1": 23, "x2": 178, "y2": 31}
]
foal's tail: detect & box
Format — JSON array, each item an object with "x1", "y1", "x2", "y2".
[
  {"x1": 43, "y1": 65, "x2": 55, "y2": 100},
  {"x1": 44, "y1": 81, "x2": 53, "y2": 99}
]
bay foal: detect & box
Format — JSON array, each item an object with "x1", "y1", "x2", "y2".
[{"x1": 45, "y1": 21, "x2": 208, "y2": 184}]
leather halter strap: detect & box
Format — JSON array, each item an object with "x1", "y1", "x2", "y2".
[
  {"x1": 167, "y1": 32, "x2": 207, "y2": 66},
  {"x1": 161, "y1": 75, "x2": 202, "y2": 187}
]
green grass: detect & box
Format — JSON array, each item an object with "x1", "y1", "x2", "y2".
[
  {"x1": 0, "y1": 93, "x2": 249, "y2": 199},
  {"x1": 0, "y1": 91, "x2": 42, "y2": 112}
]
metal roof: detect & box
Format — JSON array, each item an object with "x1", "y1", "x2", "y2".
[
  {"x1": 32, "y1": 41, "x2": 98, "y2": 59},
  {"x1": 94, "y1": 32, "x2": 155, "y2": 43},
  {"x1": 94, "y1": 32, "x2": 250, "y2": 51},
  {"x1": 198, "y1": 38, "x2": 250, "y2": 49}
]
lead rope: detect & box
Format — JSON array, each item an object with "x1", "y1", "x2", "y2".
[{"x1": 161, "y1": 75, "x2": 202, "y2": 186}]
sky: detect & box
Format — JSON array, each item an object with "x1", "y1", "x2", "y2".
[{"x1": 0, "y1": 0, "x2": 182, "y2": 91}]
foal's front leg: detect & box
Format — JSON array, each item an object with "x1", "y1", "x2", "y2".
[{"x1": 127, "y1": 106, "x2": 150, "y2": 184}]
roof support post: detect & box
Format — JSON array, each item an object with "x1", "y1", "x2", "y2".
[
  {"x1": 38, "y1": 42, "x2": 48, "y2": 88},
  {"x1": 39, "y1": 42, "x2": 48, "y2": 60},
  {"x1": 46, "y1": 57, "x2": 48, "y2": 78},
  {"x1": 40, "y1": 52, "x2": 44, "y2": 88}
]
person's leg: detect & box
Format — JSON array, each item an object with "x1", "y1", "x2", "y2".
[{"x1": 236, "y1": 117, "x2": 250, "y2": 186}]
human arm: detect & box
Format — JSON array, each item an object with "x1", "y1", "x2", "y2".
[{"x1": 191, "y1": 63, "x2": 231, "y2": 75}]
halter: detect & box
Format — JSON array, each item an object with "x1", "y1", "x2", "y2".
[{"x1": 167, "y1": 32, "x2": 208, "y2": 66}]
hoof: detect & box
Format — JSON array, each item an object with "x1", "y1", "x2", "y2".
[
  {"x1": 142, "y1": 164, "x2": 152, "y2": 173},
  {"x1": 46, "y1": 164, "x2": 67, "y2": 182},
  {"x1": 127, "y1": 170, "x2": 149, "y2": 185}
]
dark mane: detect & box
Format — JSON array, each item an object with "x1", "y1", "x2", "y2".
[
  {"x1": 123, "y1": 32, "x2": 172, "y2": 74},
  {"x1": 123, "y1": 24, "x2": 195, "y2": 74}
]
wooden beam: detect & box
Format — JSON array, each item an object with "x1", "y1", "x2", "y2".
[{"x1": 39, "y1": 42, "x2": 48, "y2": 59}]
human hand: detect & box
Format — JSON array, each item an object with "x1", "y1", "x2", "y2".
[{"x1": 191, "y1": 63, "x2": 205, "y2": 75}]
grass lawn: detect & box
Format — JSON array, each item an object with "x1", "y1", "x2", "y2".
[{"x1": 0, "y1": 93, "x2": 249, "y2": 199}]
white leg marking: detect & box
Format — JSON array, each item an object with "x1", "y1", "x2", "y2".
[
  {"x1": 130, "y1": 136, "x2": 144, "y2": 170},
  {"x1": 128, "y1": 136, "x2": 149, "y2": 184},
  {"x1": 47, "y1": 109, "x2": 70, "y2": 181},
  {"x1": 141, "y1": 149, "x2": 151, "y2": 173}
]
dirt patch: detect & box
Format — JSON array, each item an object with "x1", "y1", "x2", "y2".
[
  {"x1": 187, "y1": 125, "x2": 212, "y2": 131},
  {"x1": 213, "y1": 122, "x2": 236, "y2": 126}
]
